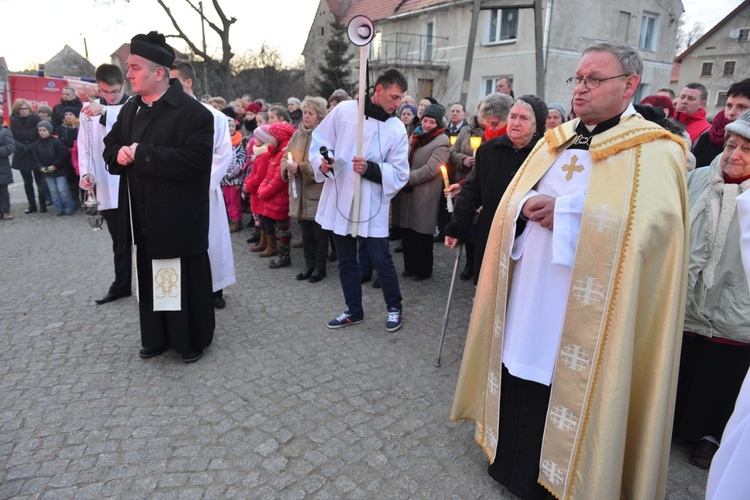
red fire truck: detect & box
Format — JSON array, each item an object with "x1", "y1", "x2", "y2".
[{"x1": 2, "y1": 73, "x2": 97, "y2": 125}]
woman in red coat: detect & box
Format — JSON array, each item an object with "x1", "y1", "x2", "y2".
[{"x1": 257, "y1": 122, "x2": 295, "y2": 267}]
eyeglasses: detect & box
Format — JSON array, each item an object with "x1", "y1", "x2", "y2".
[
  {"x1": 98, "y1": 88, "x2": 122, "y2": 96},
  {"x1": 566, "y1": 74, "x2": 629, "y2": 90},
  {"x1": 18, "y1": 107, "x2": 30, "y2": 110}
]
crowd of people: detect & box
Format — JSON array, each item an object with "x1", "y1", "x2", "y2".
[{"x1": 2, "y1": 30, "x2": 750, "y2": 499}]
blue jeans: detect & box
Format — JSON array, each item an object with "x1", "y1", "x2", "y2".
[
  {"x1": 45, "y1": 175, "x2": 77, "y2": 213},
  {"x1": 333, "y1": 234, "x2": 402, "y2": 318}
]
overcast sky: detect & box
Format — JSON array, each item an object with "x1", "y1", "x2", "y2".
[{"x1": 0, "y1": 0, "x2": 742, "y2": 71}]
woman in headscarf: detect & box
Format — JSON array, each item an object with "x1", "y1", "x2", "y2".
[
  {"x1": 444, "y1": 95, "x2": 548, "y2": 285},
  {"x1": 444, "y1": 92, "x2": 514, "y2": 281},
  {"x1": 393, "y1": 103, "x2": 450, "y2": 281}
]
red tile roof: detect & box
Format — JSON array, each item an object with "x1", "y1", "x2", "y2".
[{"x1": 332, "y1": 0, "x2": 451, "y2": 25}]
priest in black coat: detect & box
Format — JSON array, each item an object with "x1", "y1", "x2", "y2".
[{"x1": 103, "y1": 31, "x2": 215, "y2": 363}]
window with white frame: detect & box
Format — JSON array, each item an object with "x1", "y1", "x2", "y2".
[
  {"x1": 634, "y1": 83, "x2": 650, "y2": 103},
  {"x1": 488, "y1": 8, "x2": 518, "y2": 43},
  {"x1": 422, "y1": 21, "x2": 434, "y2": 62},
  {"x1": 639, "y1": 13, "x2": 658, "y2": 51},
  {"x1": 724, "y1": 60, "x2": 736, "y2": 76},
  {"x1": 739, "y1": 28, "x2": 750, "y2": 42},
  {"x1": 701, "y1": 62, "x2": 713, "y2": 77}
]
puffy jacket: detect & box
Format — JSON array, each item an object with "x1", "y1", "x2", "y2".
[{"x1": 258, "y1": 142, "x2": 290, "y2": 220}]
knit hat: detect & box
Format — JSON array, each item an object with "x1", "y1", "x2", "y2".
[
  {"x1": 547, "y1": 103, "x2": 566, "y2": 121},
  {"x1": 516, "y1": 94, "x2": 548, "y2": 138},
  {"x1": 287, "y1": 97, "x2": 301, "y2": 107},
  {"x1": 130, "y1": 31, "x2": 175, "y2": 67},
  {"x1": 726, "y1": 110, "x2": 750, "y2": 141},
  {"x1": 268, "y1": 122, "x2": 295, "y2": 144},
  {"x1": 246, "y1": 102, "x2": 262, "y2": 114},
  {"x1": 253, "y1": 124, "x2": 272, "y2": 144},
  {"x1": 37, "y1": 120, "x2": 53, "y2": 133},
  {"x1": 63, "y1": 106, "x2": 80, "y2": 117},
  {"x1": 400, "y1": 104, "x2": 417, "y2": 116},
  {"x1": 421, "y1": 103, "x2": 445, "y2": 124}
]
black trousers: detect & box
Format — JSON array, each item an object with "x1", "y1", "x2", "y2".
[
  {"x1": 135, "y1": 238, "x2": 215, "y2": 354},
  {"x1": 401, "y1": 228, "x2": 433, "y2": 278},
  {"x1": 101, "y1": 209, "x2": 132, "y2": 297},
  {"x1": 488, "y1": 365, "x2": 552, "y2": 500},
  {"x1": 20, "y1": 168, "x2": 49, "y2": 209},
  {"x1": 300, "y1": 219, "x2": 329, "y2": 271}
]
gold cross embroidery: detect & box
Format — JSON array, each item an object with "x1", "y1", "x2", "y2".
[{"x1": 561, "y1": 155, "x2": 584, "y2": 181}]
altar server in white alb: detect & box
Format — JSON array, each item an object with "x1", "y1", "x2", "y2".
[
  {"x1": 309, "y1": 69, "x2": 409, "y2": 332},
  {"x1": 169, "y1": 59, "x2": 235, "y2": 310},
  {"x1": 78, "y1": 63, "x2": 131, "y2": 305}
]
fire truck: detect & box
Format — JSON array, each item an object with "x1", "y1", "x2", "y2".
[{"x1": 1, "y1": 72, "x2": 97, "y2": 125}]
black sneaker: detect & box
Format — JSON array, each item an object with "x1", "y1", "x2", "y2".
[{"x1": 182, "y1": 350, "x2": 203, "y2": 363}]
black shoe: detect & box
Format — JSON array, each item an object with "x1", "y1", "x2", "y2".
[
  {"x1": 328, "y1": 251, "x2": 337, "y2": 262},
  {"x1": 296, "y1": 267, "x2": 314, "y2": 280},
  {"x1": 411, "y1": 274, "x2": 430, "y2": 281},
  {"x1": 689, "y1": 439, "x2": 719, "y2": 469},
  {"x1": 213, "y1": 296, "x2": 226, "y2": 309},
  {"x1": 460, "y1": 264, "x2": 473, "y2": 281},
  {"x1": 39, "y1": 207, "x2": 48, "y2": 213},
  {"x1": 308, "y1": 269, "x2": 327, "y2": 283},
  {"x1": 182, "y1": 350, "x2": 203, "y2": 363},
  {"x1": 139, "y1": 346, "x2": 168, "y2": 359},
  {"x1": 246, "y1": 232, "x2": 261, "y2": 244},
  {"x1": 372, "y1": 277, "x2": 381, "y2": 289},
  {"x1": 394, "y1": 244, "x2": 404, "y2": 253},
  {"x1": 433, "y1": 232, "x2": 445, "y2": 243},
  {"x1": 401, "y1": 270, "x2": 414, "y2": 278},
  {"x1": 360, "y1": 273, "x2": 372, "y2": 284},
  {"x1": 95, "y1": 292, "x2": 130, "y2": 305},
  {"x1": 25, "y1": 207, "x2": 37, "y2": 214}
]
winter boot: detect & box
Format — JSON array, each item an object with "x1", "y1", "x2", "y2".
[
  {"x1": 246, "y1": 226, "x2": 261, "y2": 244},
  {"x1": 228, "y1": 219, "x2": 243, "y2": 233},
  {"x1": 250, "y1": 229, "x2": 267, "y2": 252},
  {"x1": 269, "y1": 241, "x2": 291, "y2": 268},
  {"x1": 258, "y1": 233, "x2": 278, "y2": 258}
]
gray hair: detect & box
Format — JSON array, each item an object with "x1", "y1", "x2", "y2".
[
  {"x1": 479, "y1": 92, "x2": 514, "y2": 121},
  {"x1": 301, "y1": 95, "x2": 328, "y2": 122},
  {"x1": 583, "y1": 42, "x2": 643, "y2": 78}
]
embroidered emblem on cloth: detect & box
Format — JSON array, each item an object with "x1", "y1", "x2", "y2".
[
  {"x1": 551, "y1": 405, "x2": 579, "y2": 432},
  {"x1": 571, "y1": 276, "x2": 606, "y2": 305},
  {"x1": 561, "y1": 343, "x2": 591, "y2": 371},
  {"x1": 587, "y1": 204, "x2": 620, "y2": 233},
  {"x1": 561, "y1": 155, "x2": 584, "y2": 180},
  {"x1": 542, "y1": 459, "x2": 565, "y2": 485}
]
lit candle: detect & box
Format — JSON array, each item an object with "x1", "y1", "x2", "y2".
[
  {"x1": 449, "y1": 135, "x2": 458, "y2": 147},
  {"x1": 440, "y1": 165, "x2": 454, "y2": 213},
  {"x1": 287, "y1": 152, "x2": 298, "y2": 199},
  {"x1": 469, "y1": 136, "x2": 482, "y2": 157},
  {"x1": 440, "y1": 165, "x2": 450, "y2": 190}
]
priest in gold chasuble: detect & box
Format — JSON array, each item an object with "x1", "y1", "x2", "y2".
[{"x1": 451, "y1": 42, "x2": 689, "y2": 500}]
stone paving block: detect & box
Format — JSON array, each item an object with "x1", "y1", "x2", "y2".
[{"x1": 0, "y1": 201, "x2": 710, "y2": 498}]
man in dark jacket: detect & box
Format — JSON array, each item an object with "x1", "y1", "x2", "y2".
[
  {"x1": 693, "y1": 78, "x2": 750, "y2": 168},
  {"x1": 51, "y1": 87, "x2": 83, "y2": 129},
  {"x1": 103, "y1": 31, "x2": 215, "y2": 363}
]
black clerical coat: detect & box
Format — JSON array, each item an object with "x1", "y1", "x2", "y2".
[{"x1": 103, "y1": 79, "x2": 214, "y2": 259}]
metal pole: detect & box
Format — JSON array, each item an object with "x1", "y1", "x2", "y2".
[
  {"x1": 351, "y1": 44, "x2": 367, "y2": 238},
  {"x1": 459, "y1": 0, "x2": 482, "y2": 108},
  {"x1": 534, "y1": 0, "x2": 545, "y2": 100},
  {"x1": 435, "y1": 244, "x2": 463, "y2": 367}
]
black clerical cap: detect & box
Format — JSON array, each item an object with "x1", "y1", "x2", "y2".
[{"x1": 130, "y1": 31, "x2": 175, "y2": 67}]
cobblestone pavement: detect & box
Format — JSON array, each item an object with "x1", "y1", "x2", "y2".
[{"x1": 1, "y1": 175, "x2": 709, "y2": 499}]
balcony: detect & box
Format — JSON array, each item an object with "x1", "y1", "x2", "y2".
[{"x1": 370, "y1": 32, "x2": 449, "y2": 70}]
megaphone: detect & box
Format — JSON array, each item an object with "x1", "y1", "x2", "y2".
[{"x1": 347, "y1": 15, "x2": 374, "y2": 46}]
